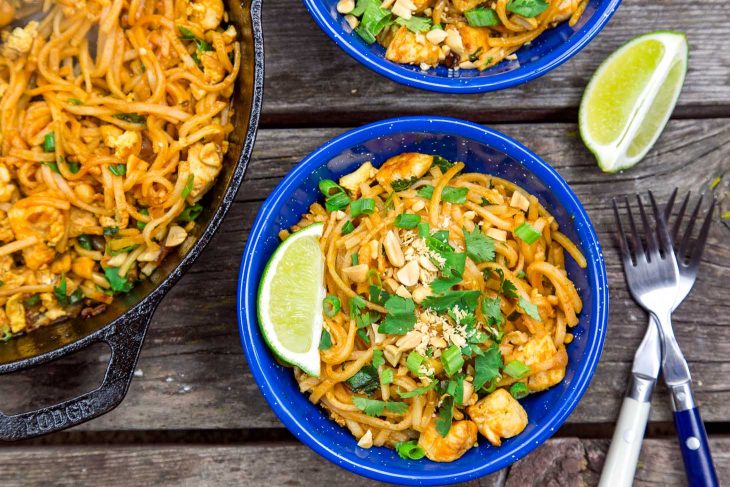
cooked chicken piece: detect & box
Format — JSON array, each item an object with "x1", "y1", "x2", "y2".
[
  {"x1": 385, "y1": 27, "x2": 440, "y2": 68},
  {"x1": 452, "y1": 0, "x2": 485, "y2": 13},
  {"x1": 186, "y1": 142, "x2": 223, "y2": 202},
  {"x1": 457, "y1": 25, "x2": 491, "y2": 60},
  {"x1": 418, "y1": 419, "x2": 478, "y2": 462},
  {"x1": 506, "y1": 334, "x2": 557, "y2": 368},
  {"x1": 467, "y1": 388, "x2": 528, "y2": 446},
  {"x1": 72, "y1": 256, "x2": 96, "y2": 280},
  {"x1": 5, "y1": 293, "x2": 26, "y2": 333},
  {"x1": 1, "y1": 21, "x2": 39, "y2": 60},
  {"x1": 200, "y1": 51, "x2": 225, "y2": 83},
  {"x1": 413, "y1": 0, "x2": 435, "y2": 12},
  {"x1": 528, "y1": 367, "x2": 566, "y2": 392},
  {"x1": 375, "y1": 152, "x2": 434, "y2": 189},
  {"x1": 188, "y1": 0, "x2": 224, "y2": 30},
  {"x1": 338, "y1": 161, "x2": 376, "y2": 195},
  {"x1": 68, "y1": 208, "x2": 100, "y2": 237}
]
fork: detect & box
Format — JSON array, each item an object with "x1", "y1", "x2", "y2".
[
  {"x1": 609, "y1": 192, "x2": 718, "y2": 487},
  {"x1": 600, "y1": 191, "x2": 717, "y2": 486}
]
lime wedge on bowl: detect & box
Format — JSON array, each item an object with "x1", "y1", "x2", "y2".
[
  {"x1": 257, "y1": 222, "x2": 325, "y2": 377},
  {"x1": 579, "y1": 31, "x2": 688, "y2": 173}
]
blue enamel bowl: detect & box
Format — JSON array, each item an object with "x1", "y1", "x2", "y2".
[
  {"x1": 237, "y1": 116, "x2": 608, "y2": 485},
  {"x1": 302, "y1": 0, "x2": 621, "y2": 93}
]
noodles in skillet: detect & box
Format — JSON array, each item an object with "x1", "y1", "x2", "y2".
[
  {"x1": 338, "y1": 0, "x2": 587, "y2": 71},
  {"x1": 0, "y1": 0, "x2": 239, "y2": 339},
  {"x1": 282, "y1": 153, "x2": 585, "y2": 462}
]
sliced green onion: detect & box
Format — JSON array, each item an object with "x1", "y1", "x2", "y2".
[
  {"x1": 351, "y1": 253, "x2": 359, "y2": 266},
  {"x1": 182, "y1": 174, "x2": 194, "y2": 199},
  {"x1": 108, "y1": 164, "x2": 126, "y2": 176},
  {"x1": 137, "y1": 208, "x2": 150, "y2": 230},
  {"x1": 67, "y1": 98, "x2": 83, "y2": 105},
  {"x1": 66, "y1": 160, "x2": 80, "y2": 174},
  {"x1": 43, "y1": 161, "x2": 59, "y2": 173},
  {"x1": 441, "y1": 344, "x2": 464, "y2": 376},
  {"x1": 464, "y1": 7, "x2": 500, "y2": 27},
  {"x1": 323, "y1": 295, "x2": 341, "y2": 317},
  {"x1": 178, "y1": 203, "x2": 203, "y2": 222},
  {"x1": 325, "y1": 191, "x2": 351, "y2": 212},
  {"x1": 503, "y1": 360, "x2": 530, "y2": 379},
  {"x1": 319, "y1": 179, "x2": 344, "y2": 196},
  {"x1": 341, "y1": 220, "x2": 355, "y2": 235},
  {"x1": 113, "y1": 113, "x2": 147, "y2": 125},
  {"x1": 417, "y1": 221, "x2": 430, "y2": 238},
  {"x1": 395, "y1": 213, "x2": 421, "y2": 229},
  {"x1": 514, "y1": 222, "x2": 541, "y2": 244},
  {"x1": 510, "y1": 381, "x2": 529, "y2": 399},
  {"x1": 43, "y1": 132, "x2": 55, "y2": 152},
  {"x1": 406, "y1": 351, "x2": 426, "y2": 376},
  {"x1": 350, "y1": 198, "x2": 376, "y2": 218},
  {"x1": 395, "y1": 441, "x2": 426, "y2": 460}
]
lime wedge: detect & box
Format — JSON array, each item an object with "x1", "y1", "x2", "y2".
[
  {"x1": 579, "y1": 31, "x2": 688, "y2": 173},
  {"x1": 257, "y1": 222, "x2": 325, "y2": 377}
]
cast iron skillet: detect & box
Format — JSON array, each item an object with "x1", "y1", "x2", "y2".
[{"x1": 0, "y1": 0, "x2": 264, "y2": 440}]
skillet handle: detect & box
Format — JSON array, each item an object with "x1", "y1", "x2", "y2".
[{"x1": 0, "y1": 305, "x2": 156, "y2": 441}]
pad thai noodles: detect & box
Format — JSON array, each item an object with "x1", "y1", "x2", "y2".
[
  {"x1": 336, "y1": 0, "x2": 587, "y2": 71},
  {"x1": 280, "y1": 153, "x2": 586, "y2": 462},
  {"x1": 0, "y1": 0, "x2": 240, "y2": 339}
]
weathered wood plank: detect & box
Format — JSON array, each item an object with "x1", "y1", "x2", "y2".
[
  {"x1": 1, "y1": 438, "x2": 729, "y2": 486},
  {"x1": 0, "y1": 119, "x2": 728, "y2": 430},
  {"x1": 262, "y1": 0, "x2": 730, "y2": 125}
]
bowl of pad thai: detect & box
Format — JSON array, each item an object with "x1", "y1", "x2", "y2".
[
  {"x1": 302, "y1": 0, "x2": 620, "y2": 92},
  {"x1": 238, "y1": 116, "x2": 607, "y2": 484},
  {"x1": 0, "y1": 0, "x2": 263, "y2": 440}
]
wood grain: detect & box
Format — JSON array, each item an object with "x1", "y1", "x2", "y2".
[
  {"x1": 2, "y1": 438, "x2": 729, "y2": 486},
  {"x1": 261, "y1": 0, "x2": 730, "y2": 125},
  {"x1": 0, "y1": 119, "x2": 727, "y2": 431}
]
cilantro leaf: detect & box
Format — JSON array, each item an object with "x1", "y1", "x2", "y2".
[
  {"x1": 397, "y1": 382, "x2": 436, "y2": 398},
  {"x1": 319, "y1": 329, "x2": 332, "y2": 350},
  {"x1": 372, "y1": 349, "x2": 385, "y2": 368},
  {"x1": 518, "y1": 296, "x2": 542, "y2": 321},
  {"x1": 346, "y1": 365, "x2": 380, "y2": 394},
  {"x1": 378, "y1": 295, "x2": 416, "y2": 335},
  {"x1": 446, "y1": 375, "x2": 465, "y2": 406},
  {"x1": 423, "y1": 290, "x2": 481, "y2": 314},
  {"x1": 481, "y1": 296, "x2": 504, "y2": 326},
  {"x1": 435, "y1": 395, "x2": 454, "y2": 437},
  {"x1": 416, "y1": 185, "x2": 468, "y2": 204},
  {"x1": 473, "y1": 344, "x2": 503, "y2": 390},
  {"x1": 463, "y1": 227, "x2": 495, "y2": 263},
  {"x1": 104, "y1": 267, "x2": 134, "y2": 293},
  {"x1": 506, "y1": 0, "x2": 548, "y2": 17},
  {"x1": 352, "y1": 396, "x2": 409, "y2": 416}
]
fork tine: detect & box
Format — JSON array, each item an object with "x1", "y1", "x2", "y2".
[
  {"x1": 624, "y1": 196, "x2": 644, "y2": 260},
  {"x1": 664, "y1": 187, "x2": 678, "y2": 222},
  {"x1": 636, "y1": 194, "x2": 659, "y2": 258},
  {"x1": 613, "y1": 198, "x2": 633, "y2": 264},
  {"x1": 685, "y1": 198, "x2": 715, "y2": 269},
  {"x1": 671, "y1": 191, "x2": 691, "y2": 244},
  {"x1": 677, "y1": 193, "x2": 705, "y2": 261},
  {"x1": 649, "y1": 191, "x2": 672, "y2": 255}
]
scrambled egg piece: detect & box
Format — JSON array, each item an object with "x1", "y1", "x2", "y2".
[
  {"x1": 467, "y1": 388, "x2": 528, "y2": 446},
  {"x1": 188, "y1": 0, "x2": 224, "y2": 30},
  {"x1": 100, "y1": 126, "x2": 141, "y2": 160},
  {"x1": 375, "y1": 152, "x2": 434, "y2": 188},
  {"x1": 186, "y1": 142, "x2": 222, "y2": 202},
  {"x1": 385, "y1": 26, "x2": 440, "y2": 68},
  {"x1": 1, "y1": 21, "x2": 39, "y2": 60},
  {"x1": 418, "y1": 419, "x2": 478, "y2": 462},
  {"x1": 5, "y1": 293, "x2": 25, "y2": 333},
  {"x1": 200, "y1": 51, "x2": 225, "y2": 83},
  {"x1": 8, "y1": 196, "x2": 67, "y2": 269}
]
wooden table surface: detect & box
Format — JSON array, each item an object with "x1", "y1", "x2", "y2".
[{"x1": 3, "y1": 0, "x2": 730, "y2": 485}]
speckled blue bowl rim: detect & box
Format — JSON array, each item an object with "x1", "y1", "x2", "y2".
[
  {"x1": 237, "y1": 116, "x2": 608, "y2": 485},
  {"x1": 301, "y1": 0, "x2": 622, "y2": 93}
]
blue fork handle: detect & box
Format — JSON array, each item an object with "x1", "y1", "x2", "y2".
[{"x1": 674, "y1": 407, "x2": 718, "y2": 487}]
